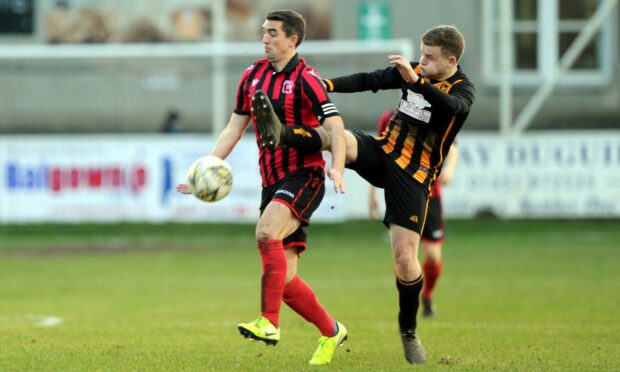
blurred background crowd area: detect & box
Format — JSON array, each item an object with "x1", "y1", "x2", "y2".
[
  {"x1": 0, "y1": 0, "x2": 618, "y2": 133},
  {"x1": 2, "y1": 0, "x2": 332, "y2": 43}
]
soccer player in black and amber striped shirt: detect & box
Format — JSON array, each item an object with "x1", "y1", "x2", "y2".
[
  {"x1": 370, "y1": 109, "x2": 460, "y2": 321},
  {"x1": 176, "y1": 10, "x2": 347, "y2": 366},
  {"x1": 256, "y1": 25, "x2": 475, "y2": 365}
]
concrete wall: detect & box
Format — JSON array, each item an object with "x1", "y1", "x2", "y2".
[
  {"x1": 331, "y1": 0, "x2": 620, "y2": 131},
  {"x1": 0, "y1": 0, "x2": 618, "y2": 133}
]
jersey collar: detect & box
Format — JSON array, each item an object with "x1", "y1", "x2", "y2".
[
  {"x1": 428, "y1": 65, "x2": 462, "y2": 84},
  {"x1": 269, "y1": 53, "x2": 300, "y2": 73}
]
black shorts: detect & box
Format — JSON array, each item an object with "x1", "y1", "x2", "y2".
[
  {"x1": 349, "y1": 130, "x2": 429, "y2": 234},
  {"x1": 260, "y1": 167, "x2": 325, "y2": 251},
  {"x1": 421, "y1": 195, "x2": 444, "y2": 242}
]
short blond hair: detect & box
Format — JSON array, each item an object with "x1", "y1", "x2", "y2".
[{"x1": 421, "y1": 25, "x2": 465, "y2": 61}]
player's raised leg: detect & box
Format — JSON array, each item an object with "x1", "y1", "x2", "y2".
[
  {"x1": 252, "y1": 89, "x2": 357, "y2": 164},
  {"x1": 252, "y1": 90, "x2": 285, "y2": 149}
]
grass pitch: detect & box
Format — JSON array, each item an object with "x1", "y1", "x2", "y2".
[{"x1": 1, "y1": 219, "x2": 619, "y2": 371}]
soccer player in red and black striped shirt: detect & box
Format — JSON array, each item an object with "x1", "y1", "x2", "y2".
[
  {"x1": 256, "y1": 25, "x2": 475, "y2": 364},
  {"x1": 176, "y1": 10, "x2": 347, "y2": 366}
]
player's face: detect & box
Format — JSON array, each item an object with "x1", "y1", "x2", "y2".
[
  {"x1": 418, "y1": 43, "x2": 457, "y2": 80},
  {"x1": 261, "y1": 20, "x2": 297, "y2": 63}
]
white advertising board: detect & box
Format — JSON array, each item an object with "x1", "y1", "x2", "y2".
[
  {"x1": 0, "y1": 135, "x2": 344, "y2": 223},
  {"x1": 442, "y1": 131, "x2": 620, "y2": 218},
  {"x1": 1, "y1": 132, "x2": 618, "y2": 222}
]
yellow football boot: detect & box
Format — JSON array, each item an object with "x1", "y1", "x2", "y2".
[
  {"x1": 237, "y1": 316, "x2": 280, "y2": 346},
  {"x1": 308, "y1": 321, "x2": 348, "y2": 365}
]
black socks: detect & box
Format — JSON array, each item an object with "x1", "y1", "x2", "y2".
[{"x1": 396, "y1": 275, "x2": 423, "y2": 331}]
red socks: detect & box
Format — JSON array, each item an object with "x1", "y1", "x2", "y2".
[
  {"x1": 422, "y1": 259, "x2": 443, "y2": 299},
  {"x1": 258, "y1": 240, "x2": 287, "y2": 327},
  {"x1": 257, "y1": 240, "x2": 335, "y2": 336},
  {"x1": 283, "y1": 275, "x2": 335, "y2": 337}
]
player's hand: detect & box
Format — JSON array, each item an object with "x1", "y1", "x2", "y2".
[
  {"x1": 389, "y1": 55, "x2": 418, "y2": 84},
  {"x1": 176, "y1": 183, "x2": 193, "y2": 194},
  {"x1": 327, "y1": 168, "x2": 346, "y2": 193}
]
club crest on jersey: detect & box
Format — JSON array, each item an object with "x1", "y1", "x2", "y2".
[{"x1": 282, "y1": 80, "x2": 294, "y2": 94}]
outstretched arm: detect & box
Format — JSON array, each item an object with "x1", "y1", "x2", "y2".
[
  {"x1": 322, "y1": 115, "x2": 346, "y2": 193},
  {"x1": 323, "y1": 65, "x2": 403, "y2": 93},
  {"x1": 209, "y1": 113, "x2": 251, "y2": 159},
  {"x1": 176, "y1": 113, "x2": 250, "y2": 194}
]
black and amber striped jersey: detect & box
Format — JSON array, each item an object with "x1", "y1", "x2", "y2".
[
  {"x1": 325, "y1": 63, "x2": 475, "y2": 190},
  {"x1": 377, "y1": 108, "x2": 444, "y2": 199},
  {"x1": 234, "y1": 54, "x2": 340, "y2": 187}
]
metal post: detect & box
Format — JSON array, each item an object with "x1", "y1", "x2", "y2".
[
  {"x1": 211, "y1": 0, "x2": 227, "y2": 135},
  {"x1": 513, "y1": 0, "x2": 618, "y2": 134},
  {"x1": 499, "y1": 0, "x2": 513, "y2": 135}
]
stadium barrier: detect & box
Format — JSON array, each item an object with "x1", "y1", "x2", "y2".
[
  {"x1": 0, "y1": 131, "x2": 618, "y2": 223},
  {"x1": 0, "y1": 40, "x2": 414, "y2": 134}
]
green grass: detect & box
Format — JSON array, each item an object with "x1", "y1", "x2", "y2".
[{"x1": 1, "y1": 220, "x2": 619, "y2": 371}]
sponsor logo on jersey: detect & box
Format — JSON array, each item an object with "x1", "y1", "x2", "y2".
[
  {"x1": 399, "y1": 90, "x2": 432, "y2": 123},
  {"x1": 275, "y1": 189, "x2": 295, "y2": 199}
]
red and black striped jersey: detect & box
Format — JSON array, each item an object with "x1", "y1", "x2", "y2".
[
  {"x1": 327, "y1": 63, "x2": 475, "y2": 191},
  {"x1": 234, "y1": 54, "x2": 340, "y2": 188}
]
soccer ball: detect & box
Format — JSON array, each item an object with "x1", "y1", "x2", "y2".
[{"x1": 187, "y1": 155, "x2": 233, "y2": 202}]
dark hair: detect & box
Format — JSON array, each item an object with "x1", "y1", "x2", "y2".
[
  {"x1": 266, "y1": 10, "x2": 306, "y2": 47},
  {"x1": 421, "y1": 25, "x2": 465, "y2": 62}
]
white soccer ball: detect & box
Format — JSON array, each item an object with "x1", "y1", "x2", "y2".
[{"x1": 187, "y1": 155, "x2": 233, "y2": 202}]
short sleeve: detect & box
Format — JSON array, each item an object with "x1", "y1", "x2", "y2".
[
  {"x1": 233, "y1": 64, "x2": 255, "y2": 115},
  {"x1": 301, "y1": 67, "x2": 340, "y2": 122}
]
